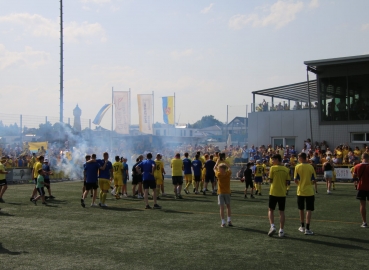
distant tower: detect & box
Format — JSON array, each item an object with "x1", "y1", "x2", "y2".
[{"x1": 73, "y1": 104, "x2": 82, "y2": 132}]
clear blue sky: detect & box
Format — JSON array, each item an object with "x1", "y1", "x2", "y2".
[{"x1": 0, "y1": 0, "x2": 368, "y2": 128}]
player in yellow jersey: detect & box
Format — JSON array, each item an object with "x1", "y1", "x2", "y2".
[
  {"x1": 30, "y1": 156, "x2": 44, "y2": 201},
  {"x1": 267, "y1": 154, "x2": 291, "y2": 237},
  {"x1": 112, "y1": 156, "x2": 123, "y2": 199},
  {"x1": 199, "y1": 152, "x2": 206, "y2": 191},
  {"x1": 28, "y1": 153, "x2": 36, "y2": 169},
  {"x1": 254, "y1": 160, "x2": 264, "y2": 195},
  {"x1": 351, "y1": 160, "x2": 359, "y2": 190},
  {"x1": 154, "y1": 154, "x2": 166, "y2": 198}
]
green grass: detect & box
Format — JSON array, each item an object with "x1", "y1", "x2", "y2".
[{"x1": 1, "y1": 180, "x2": 368, "y2": 270}]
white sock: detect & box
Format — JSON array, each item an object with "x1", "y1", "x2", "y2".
[
  {"x1": 221, "y1": 219, "x2": 225, "y2": 224},
  {"x1": 279, "y1": 229, "x2": 284, "y2": 232},
  {"x1": 227, "y1": 217, "x2": 231, "y2": 222}
]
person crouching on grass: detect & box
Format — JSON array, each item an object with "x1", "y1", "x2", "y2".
[
  {"x1": 32, "y1": 169, "x2": 48, "y2": 205},
  {"x1": 214, "y1": 160, "x2": 232, "y2": 227}
]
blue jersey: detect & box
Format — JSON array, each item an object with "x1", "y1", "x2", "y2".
[
  {"x1": 183, "y1": 158, "x2": 192, "y2": 174},
  {"x1": 97, "y1": 160, "x2": 112, "y2": 179},
  {"x1": 191, "y1": 159, "x2": 202, "y2": 176},
  {"x1": 84, "y1": 162, "x2": 100, "y2": 183},
  {"x1": 123, "y1": 163, "x2": 129, "y2": 178},
  {"x1": 204, "y1": 160, "x2": 216, "y2": 178},
  {"x1": 42, "y1": 164, "x2": 50, "y2": 180},
  {"x1": 139, "y1": 159, "x2": 155, "y2": 181}
]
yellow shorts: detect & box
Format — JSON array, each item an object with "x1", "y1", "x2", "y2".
[
  {"x1": 155, "y1": 176, "x2": 163, "y2": 185},
  {"x1": 99, "y1": 178, "x2": 110, "y2": 191},
  {"x1": 184, "y1": 174, "x2": 192, "y2": 181},
  {"x1": 113, "y1": 175, "x2": 123, "y2": 186},
  {"x1": 202, "y1": 168, "x2": 206, "y2": 178}
]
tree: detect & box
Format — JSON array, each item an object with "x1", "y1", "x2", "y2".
[{"x1": 188, "y1": 115, "x2": 224, "y2": 129}]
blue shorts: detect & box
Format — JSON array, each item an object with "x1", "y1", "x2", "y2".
[
  {"x1": 254, "y1": 176, "x2": 263, "y2": 183},
  {"x1": 123, "y1": 176, "x2": 128, "y2": 185}
]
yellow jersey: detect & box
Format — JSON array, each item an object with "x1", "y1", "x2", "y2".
[
  {"x1": 269, "y1": 165, "x2": 291, "y2": 197},
  {"x1": 254, "y1": 164, "x2": 265, "y2": 177},
  {"x1": 216, "y1": 170, "x2": 231, "y2": 194},
  {"x1": 33, "y1": 162, "x2": 42, "y2": 179},
  {"x1": 171, "y1": 158, "x2": 183, "y2": 176},
  {"x1": 112, "y1": 162, "x2": 123, "y2": 177},
  {"x1": 294, "y1": 163, "x2": 316, "y2": 196},
  {"x1": 154, "y1": 160, "x2": 164, "y2": 178},
  {"x1": 354, "y1": 150, "x2": 361, "y2": 157},
  {"x1": 0, "y1": 163, "x2": 6, "y2": 180}
]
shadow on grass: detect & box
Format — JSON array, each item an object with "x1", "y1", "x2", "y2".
[
  {"x1": 286, "y1": 236, "x2": 367, "y2": 250},
  {"x1": 0, "y1": 243, "x2": 28, "y2": 255},
  {"x1": 47, "y1": 199, "x2": 68, "y2": 205},
  {"x1": 0, "y1": 211, "x2": 14, "y2": 216},
  {"x1": 162, "y1": 209, "x2": 193, "y2": 214},
  {"x1": 5, "y1": 202, "x2": 27, "y2": 206},
  {"x1": 318, "y1": 234, "x2": 369, "y2": 244},
  {"x1": 101, "y1": 206, "x2": 144, "y2": 212}
]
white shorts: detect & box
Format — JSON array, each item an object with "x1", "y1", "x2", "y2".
[{"x1": 218, "y1": 194, "x2": 231, "y2": 205}]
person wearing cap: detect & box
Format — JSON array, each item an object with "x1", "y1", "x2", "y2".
[
  {"x1": 0, "y1": 157, "x2": 10, "y2": 203},
  {"x1": 254, "y1": 160, "x2": 265, "y2": 196},
  {"x1": 154, "y1": 153, "x2": 166, "y2": 199},
  {"x1": 42, "y1": 158, "x2": 54, "y2": 199}
]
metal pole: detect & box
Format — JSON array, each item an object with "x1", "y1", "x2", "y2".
[
  {"x1": 174, "y1": 92, "x2": 176, "y2": 127},
  {"x1": 252, "y1": 94, "x2": 255, "y2": 112},
  {"x1": 111, "y1": 87, "x2": 113, "y2": 152},
  {"x1": 245, "y1": 105, "x2": 247, "y2": 143},
  {"x1": 152, "y1": 91, "x2": 154, "y2": 127},
  {"x1": 307, "y1": 68, "x2": 314, "y2": 143},
  {"x1": 20, "y1": 114, "x2": 23, "y2": 144},
  {"x1": 60, "y1": 0, "x2": 63, "y2": 123},
  {"x1": 226, "y1": 105, "x2": 228, "y2": 141},
  {"x1": 129, "y1": 88, "x2": 131, "y2": 134}
]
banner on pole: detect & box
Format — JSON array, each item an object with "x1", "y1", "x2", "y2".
[
  {"x1": 113, "y1": 91, "x2": 130, "y2": 134},
  {"x1": 162, "y1": 96, "x2": 174, "y2": 125},
  {"x1": 137, "y1": 94, "x2": 153, "y2": 134}
]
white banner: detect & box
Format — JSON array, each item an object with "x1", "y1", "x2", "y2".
[
  {"x1": 113, "y1": 91, "x2": 130, "y2": 134},
  {"x1": 335, "y1": 168, "x2": 352, "y2": 179},
  {"x1": 137, "y1": 94, "x2": 153, "y2": 134},
  {"x1": 12, "y1": 168, "x2": 32, "y2": 181}
]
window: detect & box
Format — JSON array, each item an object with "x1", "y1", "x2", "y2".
[
  {"x1": 190, "y1": 130, "x2": 193, "y2": 137},
  {"x1": 351, "y1": 132, "x2": 369, "y2": 143},
  {"x1": 272, "y1": 137, "x2": 295, "y2": 148},
  {"x1": 156, "y1": 130, "x2": 160, "y2": 136}
]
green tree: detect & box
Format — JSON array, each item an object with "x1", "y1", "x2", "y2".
[{"x1": 188, "y1": 115, "x2": 224, "y2": 129}]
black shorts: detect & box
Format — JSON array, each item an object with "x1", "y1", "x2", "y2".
[
  {"x1": 85, "y1": 183, "x2": 98, "y2": 191},
  {"x1": 194, "y1": 175, "x2": 201, "y2": 182},
  {"x1": 83, "y1": 180, "x2": 87, "y2": 187},
  {"x1": 34, "y1": 178, "x2": 37, "y2": 185},
  {"x1": 0, "y1": 179, "x2": 7, "y2": 186},
  {"x1": 245, "y1": 180, "x2": 253, "y2": 189},
  {"x1": 172, "y1": 176, "x2": 183, "y2": 185},
  {"x1": 269, "y1": 195, "x2": 286, "y2": 211},
  {"x1": 143, "y1": 180, "x2": 156, "y2": 190},
  {"x1": 132, "y1": 175, "x2": 142, "y2": 185},
  {"x1": 37, "y1": 187, "x2": 45, "y2": 196},
  {"x1": 297, "y1": 196, "x2": 315, "y2": 211},
  {"x1": 44, "y1": 179, "x2": 50, "y2": 189},
  {"x1": 205, "y1": 176, "x2": 215, "y2": 183},
  {"x1": 356, "y1": 190, "x2": 369, "y2": 201}
]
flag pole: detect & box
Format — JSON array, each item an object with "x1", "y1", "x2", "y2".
[
  {"x1": 111, "y1": 87, "x2": 113, "y2": 152},
  {"x1": 129, "y1": 88, "x2": 131, "y2": 134},
  {"x1": 174, "y1": 92, "x2": 176, "y2": 127}
]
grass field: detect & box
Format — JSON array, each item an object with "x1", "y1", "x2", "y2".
[{"x1": 1, "y1": 180, "x2": 368, "y2": 270}]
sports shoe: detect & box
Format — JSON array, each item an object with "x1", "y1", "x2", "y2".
[
  {"x1": 212, "y1": 191, "x2": 216, "y2": 195},
  {"x1": 145, "y1": 205, "x2": 152, "y2": 209},
  {"x1": 244, "y1": 195, "x2": 248, "y2": 198},
  {"x1": 98, "y1": 203, "x2": 102, "y2": 207},
  {"x1": 184, "y1": 189, "x2": 189, "y2": 194},
  {"x1": 137, "y1": 195, "x2": 144, "y2": 199},
  {"x1": 119, "y1": 195, "x2": 124, "y2": 199},
  {"x1": 221, "y1": 223, "x2": 226, "y2": 228},
  {"x1": 228, "y1": 222, "x2": 233, "y2": 227},
  {"x1": 162, "y1": 193, "x2": 166, "y2": 196},
  {"x1": 305, "y1": 229, "x2": 314, "y2": 235},
  {"x1": 202, "y1": 190, "x2": 206, "y2": 195},
  {"x1": 251, "y1": 194, "x2": 255, "y2": 198},
  {"x1": 30, "y1": 197, "x2": 34, "y2": 202},
  {"x1": 258, "y1": 193, "x2": 262, "y2": 196},
  {"x1": 49, "y1": 195, "x2": 55, "y2": 199},
  {"x1": 123, "y1": 193, "x2": 128, "y2": 197},
  {"x1": 0, "y1": 198, "x2": 5, "y2": 203},
  {"x1": 157, "y1": 196, "x2": 161, "y2": 200},
  {"x1": 153, "y1": 204, "x2": 161, "y2": 209},
  {"x1": 32, "y1": 199, "x2": 37, "y2": 205},
  {"x1": 361, "y1": 222, "x2": 368, "y2": 228},
  {"x1": 177, "y1": 195, "x2": 183, "y2": 199},
  {"x1": 91, "y1": 203, "x2": 98, "y2": 207},
  {"x1": 42, "y1": 202, "x2": 47, "y2": 205},
  {"x1": 81, "y1": 199, "x2": 85, "y2": 208},
  {"x1": 255, "y1": 190, "x2": 259, "y2": 195},
  {"x1": 268, "y1": 227, "x2": 276, "y2": 237},
  {"x1": 193, "y1": 188, "x2": 196, "y2": 192},
  {"x1": 45, "y1": 196, "x2": 49, "y2": 200},
  {"x1": 298, "y1": 226, "x2": 305, "y2": 233},
  {"x1": 279, "y1": 231, "x2": 285, "y2": 237}
]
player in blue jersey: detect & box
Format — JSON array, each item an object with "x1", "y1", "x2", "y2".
[
  {"x1": 138, "y1": 153, "x2": 161, "y2": 209},
  {"x1": 183, "y1": 153, "x2": 193, "y2": 194},
  {"x1": 203, "y1": 155, "x2": 216, "y2": 195},
  {"x1": 81, "y1": 154, "x2": 102, "y2": 207},
  {"x1": 191, "y1": 154, "x2": 202, "y2": 194}
]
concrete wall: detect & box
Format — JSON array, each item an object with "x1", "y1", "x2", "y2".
[{"x1": 248, "y1": 108, "x2": 369, "y2": 150}]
